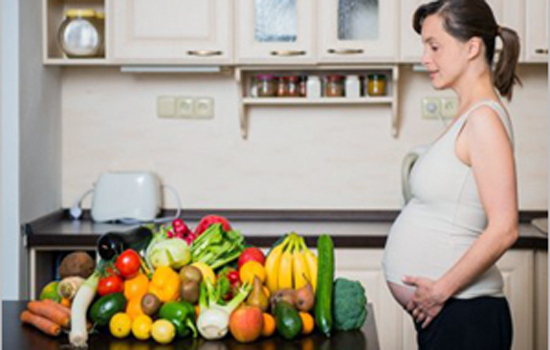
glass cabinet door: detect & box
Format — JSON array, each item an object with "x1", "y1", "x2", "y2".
[
  {"x1": 318, "y1": 0, "x2": 397, "y2": 63},
  {"x1": 236, "y1": 0, "x2": 315, "y2": 64}
]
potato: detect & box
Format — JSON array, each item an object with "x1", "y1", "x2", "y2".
[{"x1": 58, "y1": 251, "x2": 96, "y2": 279}]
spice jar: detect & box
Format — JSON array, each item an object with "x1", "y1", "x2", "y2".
[
  {"x1": 276, "y1": 76, "x2": 289, "y2": 97},
  {"x1": 325, "y1": 75, "x2": 345, "y2": 97},
  {"x1": 307, "y1": 76, "x2": 321, "y2": 98},
  {"x1": 287, "y1": 76, "x2": 301, "y2": 97},
  {"x1": 345, "y1": 75, "x2": 361, "y2": 98},
  {"x1": 58, "y1": 9, "x2": 102, "y2": 58},
  {"x1": 367, "y1": 74, "x2": 387, "y2": 96},
  {"x1": 256, "y1": 74, "x2": 276, "y2": 97},
  {"x1": 299, "y1": 76, "x2": 307, "y2": 97}
]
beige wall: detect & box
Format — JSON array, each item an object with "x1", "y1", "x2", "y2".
[{"x1": 61, "y1": 65, "x2": 548, "y2": 211}]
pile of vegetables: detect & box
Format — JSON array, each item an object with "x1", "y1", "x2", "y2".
[{"x1": 24, "y1": 215, "x2": 369, "y2": 347}]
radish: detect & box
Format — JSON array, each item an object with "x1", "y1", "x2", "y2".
[{"x1": 69, "y1": 271, "x2": 99, "y2": 347}]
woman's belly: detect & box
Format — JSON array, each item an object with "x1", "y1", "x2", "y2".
[{"x1": 387, "y1": 281, "x2": 415, "y2": 308}]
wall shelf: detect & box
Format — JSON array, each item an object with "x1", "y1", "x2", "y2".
[{"x1": 236, "y1": 65, "x2": 400, "y2": 139}]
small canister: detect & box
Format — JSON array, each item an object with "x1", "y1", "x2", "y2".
[
  {"x1": 57, "y1": 9, "x2": 102, "y2": 58},
  {"x1": 256, "y1": 74, "x2": 276, "y2": 97},
  {"x1": 366, "y1": 74, "x2": 387, "y2": 96},
  {"x1": 345, "y1": 75, "x2": 361, "y2": 98},
  {"x1": 306, "y1": 76, "x2": 321, "y2": 98},
  {"x1": 325, "y1": 75, "x2": 345, "y2": 97}
]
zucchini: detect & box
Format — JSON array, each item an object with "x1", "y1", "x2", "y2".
[
  {"x1": 315, "y1": 234, "x2": 334, "y2": 336},
  {"x1": 89, "y1": 292, "x2": 127, "y2": 326}
]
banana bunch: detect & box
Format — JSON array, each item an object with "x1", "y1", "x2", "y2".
[{"x1": 265, "y1": 233, "x2": 318, "y2": 293}]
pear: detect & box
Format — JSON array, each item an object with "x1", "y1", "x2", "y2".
[
  {"x1": 295, "y1": 281, "x2": 315, "y2": 312},
  {"x1": 246, "y1": 276, "x2": 269, "y2": 312}
]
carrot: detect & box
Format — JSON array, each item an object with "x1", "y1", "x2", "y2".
[
  {"x1": 43, "y1": 299, "x2": 71, "y2": 318},
  {"x1": 20, "y1": 310, "x2": 61, "y2": 336},
  {"x1": 27, "y1": 301, "x2": 70, "y2": 328}
]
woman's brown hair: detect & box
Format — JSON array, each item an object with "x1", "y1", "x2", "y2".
[{"x1": 413, "y1": 0, "x2": 521, "y2": 100}]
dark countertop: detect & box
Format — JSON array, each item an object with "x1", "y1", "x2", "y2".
[
  {"x1": 3, "y1": 301, "x2": 380, "y2": 350},
  {"x1": 24, "y1": 209, "x2": 548, "y2": 250}
]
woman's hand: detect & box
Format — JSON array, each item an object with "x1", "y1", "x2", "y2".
[{"x1": 403, "y1": 276, "x2": 448, "y2": 328}]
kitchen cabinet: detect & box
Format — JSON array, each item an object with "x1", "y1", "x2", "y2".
[
  {"x1": 110, "y1": 0, "x2": 233, "y2": 64},
  {"x1": 336, "y1": 249, "x2": 539, "y2": 350},
  {"x1": 235, "y1": 0, "x2": 316, "y2": 64},
  {"x1": 525, "y1": 0, "x2": 549, "y2": 62},
  {"x1": 317, "y1": 0, "x2": 398, "y2": 63},
  {"x1": 399, "y1": 0, "x2": 526, "y2": 63},
  {"x1": 535, "y1": 252, "x2": 548, "y2": 350}
]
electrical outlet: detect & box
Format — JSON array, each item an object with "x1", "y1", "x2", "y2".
[
  {"x1": 194, "y1": 97, "x2": 214, "y2": 119},
  {"x1": 440, "y1": 97, "x2": 459, "y2": 119},
  {"x1": 421, "y1": 97, "x2": 441, "y2": 119},
  {"x1": 175, "y1": 97, "x2": 195, "y2": 118},
  {"x1": 157, "y1": 96, "x2": 176, "y2": 118}
]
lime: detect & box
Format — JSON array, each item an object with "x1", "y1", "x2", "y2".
[{"x1": 40, "y1": 281, "x2": 61, "y2": 302}]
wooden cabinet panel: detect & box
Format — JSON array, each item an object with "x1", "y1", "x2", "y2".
[
  {"x1": 111, "y1": 0, "x2": 232, "y2": 63},
  {"x1": 525, "y1": 0, "x2": 549, "y2": 62},
  {"x1": 318, "y1": 0, "x2": 398, "y2": 63},
  {"x1": 535, "y1": 252, "x2": 548, "y2": 350}
]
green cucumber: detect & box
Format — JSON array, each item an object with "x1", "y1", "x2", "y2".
[
  {"x1": 315, "y1": 234, "x2": 334, "y2": 336},
  {"x1": 89, "y1": 292, "x2": 127, "y2": 326},
  {"x1": 275, "y1": 301, "x2": 302, "y2": 340}
]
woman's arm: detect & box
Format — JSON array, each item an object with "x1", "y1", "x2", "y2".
[{"x1": 404, "y1": 106, "x2": 519, "y2": 328}]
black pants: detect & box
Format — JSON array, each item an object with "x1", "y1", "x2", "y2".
[{"x1": 414, "y1": 296, "x2": 513, "y2": 350}]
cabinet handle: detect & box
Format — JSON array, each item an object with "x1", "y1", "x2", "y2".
[
  {"x1": 270, "y1": 50, "x2": 306, "y2": 56},
  {"x1": 535, "y1": 49, "x2": 549, "y2": 55},
  {"x1": 187, "y1": 50, "x2": 223, "y2": 57},
  {"x1": 327, "y1": 48, "x2": 364, "y2": 55}
]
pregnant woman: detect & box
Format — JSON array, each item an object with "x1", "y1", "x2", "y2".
[{"x1": 382, "y1": 1, "x2": 521, "y2": 349}]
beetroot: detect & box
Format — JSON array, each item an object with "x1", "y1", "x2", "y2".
[{"x1": 194, "y1": 215, "x2": 232, "y2": 236}]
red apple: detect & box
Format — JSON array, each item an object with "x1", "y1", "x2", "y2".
[
  {"x1": 238, "y1": 247, "x2": 266, "y2": 269},
  {"x1": 229, "y1": 305, "x2": 264, "y2": 343}
]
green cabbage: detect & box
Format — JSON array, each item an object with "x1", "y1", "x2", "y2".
[{"x1": 146, "y1": 237, "x2": 191, "y2": 269}]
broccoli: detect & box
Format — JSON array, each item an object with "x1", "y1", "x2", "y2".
[{"x1": 332, "y1": 278, "x2": 368, "y2": 331}]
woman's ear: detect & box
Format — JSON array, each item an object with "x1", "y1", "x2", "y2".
[{"x1": 467, "y1": 37, "x2": 483, "y2": 60}]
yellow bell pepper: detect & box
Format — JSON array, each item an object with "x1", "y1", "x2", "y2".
[{"x1": 148, "y1": 266, "x2": 181, "y2": 302}]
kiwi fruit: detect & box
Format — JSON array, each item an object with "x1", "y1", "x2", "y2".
[
  {"x1": 179, "y1": 266, "x2": 202, "y2": 284},
  {"x1": 140, "y1": 293, "x2": 161, "y2": 316},
  {"x1": 181, "y1": 281, "x2": 200, "y2": 304}
]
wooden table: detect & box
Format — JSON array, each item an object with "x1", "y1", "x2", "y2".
[{"x1": 3, "y1": 301, "x2": 380, "y2": 350}]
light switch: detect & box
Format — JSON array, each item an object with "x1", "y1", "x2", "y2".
[
  {"x1": 176, "y1": 97, "x2": 195, "y2": 118},
  {"x1": 157, "y1": 96, "x2": 176, "y2": 118},
  {"x1": 194, "y1": 97, "x2": 214, "y2": 119}
]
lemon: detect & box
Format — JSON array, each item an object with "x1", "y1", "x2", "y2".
[
  {"x1": 131, "y1": 314, "x2": 153, "y2": 340},
  {"x1": 151, "y1": 319, "x2": 176, "y2": 344},
  {"x1": 239, "y1": 261, "x2": 266, "y2": 284},
  {"x1": 109, "y1": 313, "x2": 132, "y2": 338},
  {"x1": 191, "y1": 262, "x2": 216, "y2": 284}
]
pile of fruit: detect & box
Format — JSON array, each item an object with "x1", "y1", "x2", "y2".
[{"x1": 24, "y1": 215, "x2": 368, "y2": 346}]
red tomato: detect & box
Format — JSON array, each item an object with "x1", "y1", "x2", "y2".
[
  {"x1": 238, "y1": 247, "x2": 266, "y2": 270},
  {"x1": 115, "y1": 249, "x2": 141, "y2": 279},
  {"x1": 97, "y1": 274, "x2": 124, "y2": 296}
]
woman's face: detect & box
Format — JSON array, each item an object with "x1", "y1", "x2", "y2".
[{"x1": 421, "y1": 14, "x2": 470, "y2": 90}]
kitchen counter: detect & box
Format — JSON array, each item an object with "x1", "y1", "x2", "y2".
[
  {"x1": 24, "y1": 209, "x2": 548, "y2": 250},
  {"x1": 2, "y1": 301, "x2": 380, "y2": 350}
]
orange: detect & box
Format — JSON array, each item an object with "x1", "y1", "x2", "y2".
[
  {"x1": 239, "y1": 261, "x2": 266, "y2": 284},
  {"x1": 261, "y1": 313, "x2": 276, "y2": 337},
  {"x1": 299, "y1": 312, "x2": 315, "y2": 335},
  {"x1": 124, "y1": 273, "x2": 149, "y2": 301},
  {"x1": 126, "y1": 297, "x2": 145, "y2": 321}
]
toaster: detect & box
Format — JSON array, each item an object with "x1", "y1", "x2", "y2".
[{"x1": 91, "y1": 171, "x2": 162, "y2": 222}]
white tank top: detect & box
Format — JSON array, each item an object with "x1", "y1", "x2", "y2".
[{"x1": 382, "y1": 100, "x2": 513, "y2": 299}]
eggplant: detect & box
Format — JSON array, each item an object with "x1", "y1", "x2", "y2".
[{"x1": 97, "y1": 226, "x2": 153, "y2": 260}]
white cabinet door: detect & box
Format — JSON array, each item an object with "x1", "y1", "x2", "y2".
[
  {"x1": 535, "y1": 252, "x2": 548, "y2": 350},
  {"x1": 335, "y1": 249, "x2": 408, "y2": 350},
  {"x1": 525, "y1": 0, "x2": 549, "y2": 62},
  {"x1": 235, "y1": 0, "x2": 316, "y2": 64},
  {"x1": 400, "y1": 0, "x2": 526, "y2": 63},
  {"x1": 318, "y1": 0, "x2": 398, "y2": 63},
  {"x1": 399, "y1": 0, "x2": 431, "y2": 63},
  {"x1": 497, "y1": 250, "x2": 535, "y2": 350},
  {"x1": 110, "y1": 0, "x2": 232, "y2": 64}
]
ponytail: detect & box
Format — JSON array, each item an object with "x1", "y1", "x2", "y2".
[{"x1": 493, "y1": 26, "x2": 522, "y2": 101}]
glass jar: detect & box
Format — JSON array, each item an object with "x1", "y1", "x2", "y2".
[
  {"x1": 276, "y1": 76, "x2": 289, "y2": 97},
  {"x1": 58, "y1": 9, "x2": 102, "y2": 58},
  {"x1": 367, "y1": 74, "x2": 387, "y2": 96},
  {"x1": 299, "y1": 76, "x2": 307, "y2": 97},
  {"x1": 325, "y1": 75, "x2": 345, "y2": 97},
  {"x1": 287, "y1": 76, "x2": 301, "y2": 97},
  {"x1": 256, "y1": 74, "x2": 276, "y2": 97}
]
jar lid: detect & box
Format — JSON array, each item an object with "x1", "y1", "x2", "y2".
[
  {"x1": 256, "y1": 74, "x2": 274, "y2": 80},
  {"x1": 287, "y1": 76, "x2": 300, "y2": 82},
  {"x1": 327, "y1": 75, "x2": 343, "y2": 81},
  {"x1": 368, "y1": 73, "x2": 387, "y2": 80},
  {"x1": 65, "y1": 9, "x2": 97, "y2": 18},
  {"x1": 96, "y1": 11, "x2": 105, "y2": 19}
]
